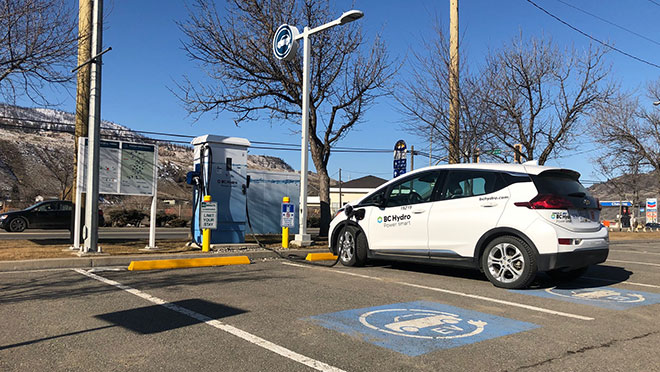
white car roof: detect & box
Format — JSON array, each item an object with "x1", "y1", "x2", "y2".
[{"x1": 350, "y1": 162, "x2": 578, "y2": 206}]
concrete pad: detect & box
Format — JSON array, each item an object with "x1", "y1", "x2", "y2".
[{"x1": 127, "y1": 256, "x2": 251, "y2": 271}]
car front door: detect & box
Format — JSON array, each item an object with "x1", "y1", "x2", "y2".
[
  {"x1": 427, "y1": 170, "x2": 510, "y2": 259},
  {"x1": 31, "y1": 202, "x2": 59, "y2": 228},
  {"x1": 366, "y1": 170, "x2": 443, "y2": 258}
]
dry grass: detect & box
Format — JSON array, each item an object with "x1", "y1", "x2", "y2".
[
  {"x1": 608, "y1": 230, "x2": 660, "y2": 241},
  {"x1": 0, "y1": 235, "x2": 329, "y2": 261}
]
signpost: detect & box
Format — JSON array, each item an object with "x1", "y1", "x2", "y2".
[
  {"x1": 393, "y1": 140, "x2": 407, "y2": 178},
  {"x1": 273, "y1": 10, "x2": 364, "y2": 247},
  {"x1": 74, "y1": 138, "x2": 158, "y2": 250},
  {"x1": 646, "y1": 198, "x2": 657, "y2": 223},
  {"x1": 201, "y1": 197, "x2": 217, "y2": 252}
]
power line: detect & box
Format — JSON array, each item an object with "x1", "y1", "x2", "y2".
[
  {"x1": 525, "y1": 0, "x2": 660, "y2": 69},
  {"x1": 555, "y1": 0, "x2": 660, "y2": 48},
  {"x1": 648, "y1": 0, "x2": 660, "y2": 8}
]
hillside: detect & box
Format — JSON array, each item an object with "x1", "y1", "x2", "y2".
[{"x1": 0, "y1": 104, "x2": 304, "y2": 206}]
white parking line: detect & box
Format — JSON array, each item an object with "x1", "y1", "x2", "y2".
[
  {"x1": 608, "y1": 259, "x2": 660, "y2": 267},
  {"x1": 281, "y1": 262, "x2": 594, "y2": 321},
  {"x1": 609, "y1": 249, "x2": 660, "y2": 256},
  {"x1": 582, "y1": 276, "x2": 660, "y2": 289},
  {"x1": 73, "y1": 269, "x2": 345, "y2": 372}
]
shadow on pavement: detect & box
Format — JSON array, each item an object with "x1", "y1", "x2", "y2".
[
  {"x1": 95, "y1": 299, "x2": 246, "y2": 334},
  {"x1": 0, "y1": 267, "x2": 294, "y2": 305},
  {"x1": 0, "y1": 325, "x2": 116, "y2": 351}
]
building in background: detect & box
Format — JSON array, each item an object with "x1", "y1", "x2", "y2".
[{"x1": 329, "y1": 175, "x2": 387, "y2": 214}]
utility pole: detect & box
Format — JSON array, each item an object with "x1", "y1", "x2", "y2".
[
  {"x1": 410, "y1": 145, "x2": 415, "y2": 171},
  {"x1": 70, "y1": 0, "x2": 92, "y2": 241},
  {"x1": 338, "y1": 168, "x2": 342, "y2": 209},
  {"x1": 83, "y1": 0, "x2": 104, "y2": 253},
  {"x1": 449, "y1": 0, "x2": 460, "y2": 164}
]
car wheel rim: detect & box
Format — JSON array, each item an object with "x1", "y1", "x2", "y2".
[
  {"x1": 10, "y1": 219, "x2": 25, "y2": 231},
  {"x1": 338, "y1": 230, "x2": 355, "y2": 262},
  {"x1": 487, "y1": 243, "x2": 525, "y2": 284}
]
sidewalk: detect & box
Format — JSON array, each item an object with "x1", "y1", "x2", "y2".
[{"x1": 0, "y1": 247, "x2": 327, "y2": 272}]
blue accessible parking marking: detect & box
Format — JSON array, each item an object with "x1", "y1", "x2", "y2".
[
  {"x1": 305, "y1": 301, "x2": 538, "y2": 356},
  {"x1": 512, "y1": 285, "x2": 660, "y2": 310}
]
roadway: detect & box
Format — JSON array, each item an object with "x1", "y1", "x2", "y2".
[
  {"x1": 0, "y1": 227, "x2": 190, "y2": 240},
  {"x1": 1, "y1": 240, "x2": 659, "y2": 371}
]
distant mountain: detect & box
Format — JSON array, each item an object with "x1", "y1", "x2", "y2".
[{"x1": 0, "y1": 104, "x2": 299, "y2": 205}]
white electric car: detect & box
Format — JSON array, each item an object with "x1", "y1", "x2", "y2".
[{"x1": 328, "y1": 163, "x2": 609, "y2": 289}]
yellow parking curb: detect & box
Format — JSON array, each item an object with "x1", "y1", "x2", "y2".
[
  {"x1": 305, "y1": 253, "x2": 338, "y2": 261},
  {"x1": 128, "y1": 256, "x2": 250, "y2": 271}
]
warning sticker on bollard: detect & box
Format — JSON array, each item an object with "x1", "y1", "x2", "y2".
[
  {"x1": 201, "y1": 201, "x2": 217, "y2": 229},
  {"x1": 281, "y1": 202, "x2": 295, "y2": 228},
  {"x1": 305, "y1": 301, "x2": 538, "y2": 356}
]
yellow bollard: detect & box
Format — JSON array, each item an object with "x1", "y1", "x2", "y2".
[
  {"x1": 282, "y1": 196, "x2": 290, "y2": 248},
  {"x1": 202, "y1": 195, "x2": 211, "y2": 252}
]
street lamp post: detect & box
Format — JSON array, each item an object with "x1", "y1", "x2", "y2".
[{"x1": 273, "y1": 10, "x2": 364, "y2": 246}]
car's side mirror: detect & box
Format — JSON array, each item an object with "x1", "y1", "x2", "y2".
[{"x1": 374, "y1": 194, "x2": 386, "y2": 208}]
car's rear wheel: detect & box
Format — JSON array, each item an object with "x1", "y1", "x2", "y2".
[
  {"x1": 337, "y1": 225, "x2": 367, "y2": 267},
  {"x1": 547, "y1": 266, "x2": 588, "y2": 282},
  {"x1": 8, "y1": 217, "x2": 27, "y2": 233},
  {"x1": 482, "y1": 236, "x2": 537, "y2": 289}
]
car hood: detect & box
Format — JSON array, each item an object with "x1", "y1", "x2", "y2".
[{"x1": 0, "y1": 210, "x2": 22, "y2": 218}]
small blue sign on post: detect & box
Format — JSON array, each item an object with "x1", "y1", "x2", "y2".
[
  {"x1": 393, "y1": 140, "x2": 407, "y2": 178},
  {"x1": 281, "y1": 202, "x2": 295, "y2": 228}
]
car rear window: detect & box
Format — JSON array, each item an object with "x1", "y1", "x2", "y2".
[{"x1": 531, "y1": 170, "x2": 598, "y2": 209}]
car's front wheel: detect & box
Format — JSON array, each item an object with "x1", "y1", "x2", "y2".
[
  {"x1": 482, "y1": 236, "x2": 537, "y2": 289},
  {"x1": 337, "y1": 225, "x2": 367, "y2": 267},
  {"x1": 8, "y1": 217, "x2": 27, "y2": 233}
]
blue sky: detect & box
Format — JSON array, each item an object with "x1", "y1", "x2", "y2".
[{"x1": 18, "y1": 0, "x2": 660, "y2": 183}]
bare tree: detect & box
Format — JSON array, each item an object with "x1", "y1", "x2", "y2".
[
  {"x1": 35, "y1": 146, "x2": 73, "y2": 199},
  {"x1": 593, "y1": 86, "x2": 660, "y2": 195},
  {"x1": 176, "y1": 0, "x2": 394, "y2": 235},
  {"x1": 479, "y1": 35, "x2": 615, "y2": 165},
  {"x1": 395, "y1": 25, "x2": 491, "y2": 164},
  {"x1": 0, "y1": 0, "x2": 77, "y2": 104}
]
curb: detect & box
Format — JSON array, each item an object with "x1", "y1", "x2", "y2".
[
  {"x1": 128, "y1": 256, "x2": 251, "y2": 271},
  {"x1": 0, "y1": 248, "x2": 325, "y2": 272}
]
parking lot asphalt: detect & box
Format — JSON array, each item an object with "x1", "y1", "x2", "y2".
[{"x1": 1, "y1": 241, "x2": 659, "y2": 371}]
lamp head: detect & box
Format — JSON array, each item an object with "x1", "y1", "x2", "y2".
[{"x1": 339, "y1": 10, "x2": 364, "y2": 25}]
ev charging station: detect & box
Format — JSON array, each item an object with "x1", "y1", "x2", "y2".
[{"x1": 191, "y1": 135, "x2": 251, "y2": 244}]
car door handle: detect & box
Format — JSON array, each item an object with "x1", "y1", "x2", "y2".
[
  {"x1": 480, "y1": 203, "x2": 498, "y2": 208},
  {"x1": 412, "y1": 210, "x2": 426, "y2": 214}
]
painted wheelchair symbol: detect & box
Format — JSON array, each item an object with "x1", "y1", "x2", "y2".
[
  {"x1": 545, "y1": 288, "x2": 645, "y2": 303},
  {"x1": 359, "y1": 308, "x2": 487, "y2": 340}
]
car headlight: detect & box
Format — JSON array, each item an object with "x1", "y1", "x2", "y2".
[{"x1": 0, "y1": 215, "x2": 7, "y2": 220}]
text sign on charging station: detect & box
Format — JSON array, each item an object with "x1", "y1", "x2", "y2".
[
  {"x1": 201, "y1": 201, "x2": 218, "y2": 229},
  {"x1": 281, "y1": 203, "x2": 295, "y2": 228}
]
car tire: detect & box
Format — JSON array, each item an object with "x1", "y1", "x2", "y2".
[
  {"x1": 547, "y1": 266, "x2": 589, "y2": 282},
  {"x1": 337, "y1": 225, "x2": 367, "y2": 267},
  {"x1": 481, "y1": 236, "x2": 537, "y2": 289},
  {"x1": 8, "y1": 217, "x2": 27, "y2": 233}
]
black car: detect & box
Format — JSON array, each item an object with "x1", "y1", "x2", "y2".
[
  {"x1": 645, "y1": 222, "x2": 660, "y2": 229},
  {"x1": 0, "y1": 200, "x2": 104, "y2": 232}
]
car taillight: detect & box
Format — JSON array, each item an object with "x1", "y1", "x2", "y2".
[
  {"x1": 514, "y1": 194, "x2": 573, "y2": 209},
  {"x1": 595, "y1": 197, "x2": 602, "y2": 210},
  {"x1": 98, "y1": 210, "x2": 104, "y2": 216}
]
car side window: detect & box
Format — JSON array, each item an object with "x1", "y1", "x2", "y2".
[
  {"x1": 386, "y1": 171, "x2": 441, "y2": 207},
  {"x1": 441, "y1": 170, "x2": 502, "y2": 200},
  {"x1": 36, "y1": 203, "x2": 55, "y2": 212},
  {"x1": 60, "y1": 202, "x2": 72, "y2": 211}
]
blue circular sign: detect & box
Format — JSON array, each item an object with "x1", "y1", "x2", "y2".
[{"x1": 273, "y1": 24, "x2": 299, "y2": 61}]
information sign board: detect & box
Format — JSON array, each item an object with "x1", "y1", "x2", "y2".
[
  {"x1": 201, "y1": 201, "x2": 218, "y2": 229},
  {"x1": 281, "y1": 202, "x2": 295, "y2": 228},
  {"x1": 78, "y1": 138, "x2": 157, "y2": 196}
]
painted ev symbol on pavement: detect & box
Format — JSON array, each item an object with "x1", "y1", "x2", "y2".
[
  {"x1": 512, "y1": 285, "x2": 660, "y2": 310},
  {"x1": 305, "y1": 301, "x2": 538, "y2": 356},
  {"x1": 359, "y1": 308, "x2": 487, "y2": 340}
]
